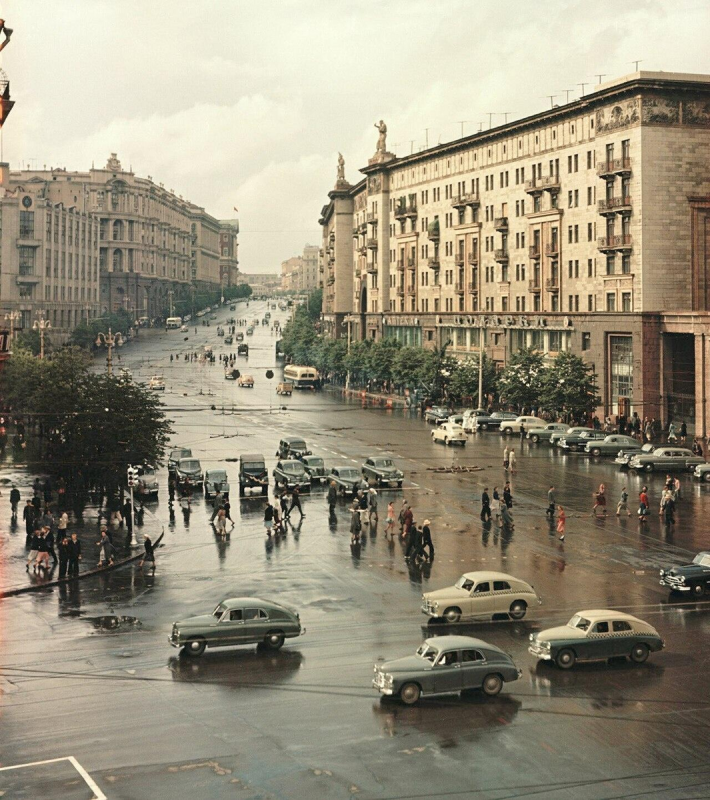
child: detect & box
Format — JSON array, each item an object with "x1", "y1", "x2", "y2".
[
  {"x1": 385, "y1": 501, "x2": 395, "y2": 536},
  {"x1": 557, "y1": 506, "x2": 566, "y2": 541},
  {"x1": 638, "y1": 486, "x2": 649, "y2": 522},
  {"x1": 592, "y1": 483, "x2": 607, "y2": 517},
  {"x1": 616, "y1": 487, "x2": 631, "y2": 517}
]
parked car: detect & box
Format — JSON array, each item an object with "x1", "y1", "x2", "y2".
[
  {"x1": 558, "y1": 429, "x2": 607, "y2": 452},
  {"x1": 180, "y1": 324, "x2": 189, "y2": 333},
  {"x1": 135, "y1": 465, "x2": 159, "y2": 500},
  {"x1": 300, "y1": 455, "x2": 327, "y2": 483},
  {"x1": 421, "y1": 571, "x2": 541, "y2": 623},
  {"x1": 615, "y1": 442, "x2": 657, "y2": 467},
  {"x1": 373, "y1": 635, "x2": 521, "y2": 705},
  {"x1": 238, "y1": 374, "x2": 254, "y2": 388},
  {"x1": 148, "y1": 375, "x2": 165, "y2": 391},
  {"x1": 447, "y1": 414, "x2": 464, "y2": 426},
  {"x1": 659, "y1": 551, "x2": 710, "y2": 596},
  {"x1": 273, "y1": 460, "x2": 311, "y2": 492},
  {"x1": 238, "y1": 453, "x2": 268, "y2": 496},
  {"x1": 585, "y1": 434, "x2": 642, "y2": 457},
  {"x1": 500, "y1": 416, "x2": 545, "y2": 436},
  {"x1": 629, "y1": 446, "x2": 705, "y2": 473},
  {"x1": 176, "y1": 457, "x2": 203, "y2": 485},
  {"x1": 432, "y1": 422, "x2": 467, "y2": 446},
  {"x1": 529, "y1": 610, "x2": 664, "y2": 669},
  {"x1": 169, "y1": 597, "x2": 304, "y2": 657},
  {"x1": 204, "y1": 469, "x2": 230, "y2": 499},
  {"x1": 527, "y1": 423, "x2": 569, "y2": 444},
  {"x1": 225, "y1": 368, "x2": 239, "y2": 380},
  {"x1": 276, "y1": 437, "x2": 311, "y2": 459},
  {"x1": 327, "y1": 465, "x2": 362, "y2": 495},
  {"x1": 362, "y1": 457, "x2": 404, "y2": 488},
  {"x1": 693, "y1": 464, "x2": 710, "y2": 482},
  {"x1": 550, "y1": 426, "x2": 592, "y2": 447},
  {"x1": 425, "y1": 406, "x2": 451, "y2": 425},
  {"x1": 470, "y1": 411, "x2": 517, "y2": 432},
  {"x1": 168, "y1": 447, "x2": 192, "y2": 474},
  {"x1": 461, "y1": 409, "x2": 488, "y2": 433},
  {"x1": 276, "y1": 382, "x2": 293, "y2": 396}
]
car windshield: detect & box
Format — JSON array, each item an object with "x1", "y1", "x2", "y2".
[
  {"x1": 180, "y1": 460, "x2": 200, "y2": 471},
  {"x1": 416, "y1": 644, "x2": 439, "y2": 662},
  {"x1": 455, "y1": 575, "x2": 475, "y2": 591},
  {"x1": 283, "y1": 462, "x2": 305, "y2": 474},
  {"x1": 568, "y1": 615, "x2": 591, "y2": 631},
  {"x1": 242, "y1": 461, "x2": 264, "y2": 472},
  {"x1": 339, "y1": 469, "x2": 360, "y2": 479},
  {"x1": 171, "y1": 449, "x2": 190, "y2": 460},
  {"x1": 213, "y1": 603, "x2": 226, "y2": 618},
  {"x1": 143, "y1": 468, "x2": 156, "y2": 478},
  {"x1": 305, "y1": 458, "x2": 323, "y2": 467},
  {"x1": 208, "y1": 471, "x2": 227, "y2": 481},
  {"x1": 693, "y1": 553, "x2": 710, "y2": 567},
  {"x1": 375, "y1": 459, "x2": 394, "y2": 468}
]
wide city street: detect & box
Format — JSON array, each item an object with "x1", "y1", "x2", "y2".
[{"x1": 2, "y1": 299, "x2": 710, "y2": 800}]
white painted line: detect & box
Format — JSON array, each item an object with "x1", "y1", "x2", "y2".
[{"x1": 0, "y1": 756, "x2": 106, "y2": 800}]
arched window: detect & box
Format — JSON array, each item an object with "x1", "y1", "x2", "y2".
[
  {"x1": 113, "y1": 249, "x2": 124, "y2": 273},
  {"x1": 113, "y1": 219, "x2": 124, "y2": 240}
]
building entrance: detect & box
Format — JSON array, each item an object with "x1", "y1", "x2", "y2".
[{"x1": 665, "y1": 333, "x2": 695, "y2": 430}]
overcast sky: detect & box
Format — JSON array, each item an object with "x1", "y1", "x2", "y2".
[{"x1": 3, "y1": 0, "x2": 710, "y2": 273}]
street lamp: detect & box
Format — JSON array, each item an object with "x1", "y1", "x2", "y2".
[
  {"x1": 32, "y1": 314, "x2": 51, "y2": 359},
  {"x1": 95, "y1": 328, "x2": 124, "y2": 375},
  {"x1": 4, "y1": 310, "x2": 20, "y2": 345}
]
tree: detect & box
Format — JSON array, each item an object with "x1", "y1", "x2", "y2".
[
  {"x1": 498, "y1": 347, "x2": 545, "y2": 410},
  {"x1": 367, "y1": 339, "x2": 400, "y2": 387},
  {"x1": 447, "y1": 354, "x2": 498, "y2": 405},
  {"x1": 540, "y1": 351, "x2": 599, "y2": 420},
  {"x1": 15, "y1": 328, "x2": 49, "y2": 357},
  {"x1": 392, "y1": 347, "x2": 432, "y2": 392},
  {"x1": 344, "y1": 340, "x2": 371, "y2": 386}
]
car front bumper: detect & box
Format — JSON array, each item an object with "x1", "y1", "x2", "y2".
[
  {"x1": 421, "y1": 600, "x2": 439, "y2": 617},
  {"x1": 659, "y1": 576, "x2": 689, "y2": 590},
  {"x1": 528, "y1": 644, "x2": 552, "y2": 660},
  {"x1": 372, "y1": 672, "x2": 394, "y2": 695}
]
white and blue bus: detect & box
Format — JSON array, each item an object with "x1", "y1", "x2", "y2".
[{"x1": 283, "y1": 365, "x2": 319, "y2": 389}]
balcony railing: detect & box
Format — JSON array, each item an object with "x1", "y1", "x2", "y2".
[
  {"x1": 598, "y1": 196, "x2": 632, "y2": 214},
  {"x1": 396, "y1": 286, "x2": 404, "y2": 297},
  {"x1": 406, "y1": 284, "x2": 416, "y2": 293},
  {"x1": 524, "y1": 179, "x2": 543, "y2": 194},
  {"x1": 545, "y1": 276, "x2": 560, "y2": 291},
  {"x1": 407, "y1": 256, "x2": 416, "y2": 268},
  {"x1": 528, "y1": 279, "x2": 541, "y2": 292},
  {"x1": 395, "y1": 203, "x2": 418, "y2": 218},
  {"x1": 366, "y1": 212, "x2": 377, "y2": 223},
  {"x1": 598, "y1": 234, "x2": 633, "y2": 251},
  {"x1": 597, "y1": 158, "x2": 631, "y2": 177},
  {"x1": 366, "y1": 237, "x2": 378, "y2": 249},
  {"x1": 366, "y1": 263, "x2": 378, "y2": 274},
  {"x1": 454, "y1": 281, "x2": 465, "y2": 294},
  {"x1": 451, "y1": 192, "x2": 480, "y2": 208},
  {"x1": 428, "y1": 257, "x2": 440, "y2": 270},
  {"x1": 455, "y1": 254, "x2": 465, "y2": 267},
  {"x1": 545, "y1": 242, "x2": 559, "y2": 257},
  {"x1": 327, "y1": 276, "x2": 335, "y2": 286},
  {"x1": 468, "y1": 282, "x2": 478, "y2": 293},
  {"x1": 396, "y1": 260, "x2": 405, "y2": 271},
  {"x1": 494, "y1": 216, "x2": 508, "y2": 232},
  {"x1": 467, "y1": 252, "x2": 478, "y2": 266},
  {"x1": 529, "y1": 245, "x2": 541, "y2": 259},
  {"x1": 541, "y1": 174, "x2": 560, "y2": 192},
  {"x1": 494, "y1": 248, "x2": 509, "y2": 262}
]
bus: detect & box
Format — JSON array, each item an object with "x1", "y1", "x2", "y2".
[
  {"x1": 283, "y1": 365, "x2": 319, "y2": 389},
  {"x1": 166, "y1": 317, "x2": 182, "y2": 329}
]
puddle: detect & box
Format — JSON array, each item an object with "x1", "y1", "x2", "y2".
[{"x1": 85, "y1": 615, "x2": 142, "y2": 632}]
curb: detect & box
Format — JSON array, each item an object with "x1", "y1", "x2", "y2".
[{"x1": 324, "y1": 385, "x2": 410, "y2": 408}]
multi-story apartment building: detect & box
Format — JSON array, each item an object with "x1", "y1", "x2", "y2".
[
  {"x1": 281, "y1": 256, "x2": 302, "y2": 292},
  {"x1": 301, "y1": 244, "x2": 320, "y2": 292},
  {"x1": 319, "y1": 72, "x2": 710, "y2": 434},
  {"x1": 0, "y1": 162, "x2": 100, "y2": 332},
  {"x1": 7, "y1": 154, "x2": 230, "y2": 325},
  {"x1": 218, "y1": 219, "x2": 240, "y2": 288}
]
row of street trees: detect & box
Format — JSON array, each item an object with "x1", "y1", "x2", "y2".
[{"x1": 281, "y1": 290, "x2": 599, "y2": 418}]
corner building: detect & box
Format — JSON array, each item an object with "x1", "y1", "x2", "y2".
[{"x1": 319, "y1": 72, "x2": 710, "y2": 434}]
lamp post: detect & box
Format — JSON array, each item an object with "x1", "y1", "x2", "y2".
[
  {"x1": 4, "y1": 310, "x2": 20, "y2": 345},
  {"x1": 477, "y1": 319, "x2": 485, "y2": 410},
  {"x1": 95, "y1": 328, "x2": 124, "y2": 375},
  {"x1": 32, "y1": 314, "x2": 51, "y2": 359}
]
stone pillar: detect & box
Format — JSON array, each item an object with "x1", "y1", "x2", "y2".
[{"x1": 695, "y1": 333, "x2": 709, "y2": 438}]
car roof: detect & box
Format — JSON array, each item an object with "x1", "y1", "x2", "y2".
[
  {"x1": 220, "y1": 597, "x2": 289, "y2": 610},
  {"x1": 423, "y1": 635, "x2": 505, "y2": 654},
  {"x1": 206, "y1": 468, "x2": 227, "y2": 475},
  {"x1": 461, "y1": 571, "x2": 523, "y2": 582},
  {"x1": 330, "y1": 464, "x2": 359, "y2": 472},
  {"x1": 575, "y1": 609, "x2": 643, "y2": 622},
  {"x1": 241, "y1": 453, "x2": 265, "y2": 461},
  {"x1": 283, "y1": 437, "x2": 306, "y2": 443}
]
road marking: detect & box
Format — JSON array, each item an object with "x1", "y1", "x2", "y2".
[{"x1": 0, "y1": 756, "x2": 106, "y2": 800}]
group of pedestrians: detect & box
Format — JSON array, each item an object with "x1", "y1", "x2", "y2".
[
  {"x1": 480, "y1": 485, "x2": 515, "y2": 528},
  {"x1": 263, "y1": 487, "x2": 305, "y2": 538}
]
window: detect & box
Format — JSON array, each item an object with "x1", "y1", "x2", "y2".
[
  {"x1": 19, "y1": 210, "x2": 35, "y2": 238},
  {"x1": 606, "y1": 293, "x2": 616, "y2": 312},
  {"x1": 606, "y1": 256, "x2": 616, "y2": 275},
  {"x1": 622, "y1": 255, "x2": 631, "y2": 274},
  {"x1": 493, "y1": 581, "x2": 511, "y2": 591},
  {"x1": 549, "y1": 330, "x2": 562, "y2": 351},
  {"x1": 574, "y1": 225, "x2": 579, "y2": 243},
  {"x1": 588, "y1": 259, "x2": 593, "y2": 277},
  {"x1": 587, "y1": 222, "x2": 593, "y2": 242},
  {"x1": 439, "y1": 651, "x2": 459, "y2": 666},
  {"x1": 613, "y1": 620, "x2": 632, "y2": 632},
  {"x1": 587, "y1": 186, "x2": 593, "y2": 206},
  {"x1": 229, "y1": 609, "x2": 243, "y2": 621},
  {"x1": 587, "y1": 150, "x2": 593, "y2": 169},
  {"x1": 593, "y1": 622, "x2": 610, "y2": 634},
  {"x1": 582, "y1": 332, "x2": 591, "y2": 351},
  {"x1": 621, "y1": 292, "x2": 632, "y2": 312},
  {"x1": 588, "y1": 294, "x2": 594, "y2": 311},
  {"x1": 243, "y1": 608, "x2": 260, "y2": 621},
  {"x1": 462, "y1": 650, "x2": 484, "y2": 662},
  {"x1": 473, "y1": 582, "x2": 490, "y2": 593}
]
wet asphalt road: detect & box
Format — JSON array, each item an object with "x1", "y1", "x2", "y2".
[{"x1": 2, "y1": 300, "x2": 710, "y2": 800}]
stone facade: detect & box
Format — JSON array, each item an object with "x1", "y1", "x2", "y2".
[
  {"x1": 218, "y1": 219, "x2": 240, "y2": 288},
  {"x1": 281, "y1": 244, "x2": 320, "y2": 293},
  {"x1": 319, "y1": 72, "x2": 710, "y2": 431}
]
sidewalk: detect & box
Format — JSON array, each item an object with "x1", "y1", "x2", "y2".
[{"x1": 324, "y1": 384, "x2": 412, "y2": 408}]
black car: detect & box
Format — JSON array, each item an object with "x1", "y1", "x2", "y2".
[
  {"x1": 558, "y1": 430, "x2": 607, "y2": 452},
  {"x1": 238, "y1": 343, "x2": 249, "y2": 356},
  {"x1": 276, "y1": 437, "x2": 311, "y2": 459},
  {"x1": 472, "y1": 411, "x2": 517, "y2": 431},
  {"x1": 362, "y1": 456, "x2": 403, "y2": 488},
  {"x1": 238, "y1": 453, "x2": 268, "y2": 496},
  {"x1": 168, "y1": 447, "x2": 192, "y2": 474},
  {"x1": 424, "y1": 406, "x2": 450, "y2": 425},
  {"x1": 660, "y1": 552, "x2": 710, "y2": 596},
  {"x1": 327, "y1": 465, "x2": 362, "y2": 495},
  {"x1": 273, "y1": 460, "x2": 311, "y2": 492},
  {"x1": 300, "y1": 455, "x2": 327, "y2": 484}
]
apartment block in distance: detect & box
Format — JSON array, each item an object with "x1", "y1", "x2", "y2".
[{"x1": 319, "y1": 72, "x2": 710, "y2": 434}]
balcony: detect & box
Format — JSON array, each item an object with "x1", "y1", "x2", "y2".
[
  {"x1": 396, "y1": 286, "x2": 405, "y2": 297},
  {"x1": 428, "y1": 257, "x2": 440, "y2": 270},
  {"x1": 545, "y1": 242, "x2": 559, "y2": 257},
  {"x1": 541, "y1": 174, "x2": 560, "y2": 193},
  {"x1": 366, "y1": 237, "x2": 378, "y2": 250},
  {"x1": 17, "y1": 270, "x2": 40, "y2": 284},
  {"x1": 352, "y1": 226, "x2": 359, "y2": 237},
  {"x1": 396, "y1": 260, "x2": 405, "y2": 271},
  {"x1": 366, "y1": 263, "x2": 378, "y2": 274},
  {"x1": 455, "y1": 254, "x2": 465, "y2": 267},
  {"x1": 598, "y1": 234, "x2": 633, "y2": 252},
  {"x1": 406, "y1": 284, "x2": 416, "y2": 294},
  {"x1": 366, "y1": 212, "x2": 377, "y2": 223},
  {"x1": 529, "y1": 244, "x2": 541, "y2": 259},
  {"x1": 494, "y1": 248, "x2": 509, "y2": 263},
  {"x1": 468, "y1": 282, "x2": 478, "y2": 294},
  {"x1": 454, "y1": 281, "x2": 465, "y2": 294},
  {"x1": 528, "y1": 279, "x2": 541, "y2": 293},
  {"x1": 597, "y1": 158, "x2": 631, "y2": 178},
  {"x1": 327, "y1": 276, "x2": 335, "y2": 286},
  {"x1": 395, "y1": 202, "x2": 418, "y2": 219},
  {"x1": 407, "y1": 256, "x2": 417, "y2": 269},
  {"x1": 427, "y1": 220, "x2": 440, "y2": 241},
  {"x1": 467, "y1": 252, "x2": 478, "y2": 266},
  {"x1": 358, "y1": 245, "x2": 367, "y2": 256},
  {"x1": 598, "y1": 196, "x2": 632, "y2": 215},
  {"x1": 494, "y1": 216, "x2": 508, "y2": 232},
  {"x1": 17, "y1": 234, "x2": 41, "y2": 247},
  {"x1": 451, "y1": 192, "x2": 480, "y2": 209},
  {"x1": 545, "y1": 276, "x2": 560, "y2": 291},
  {"x1": 524, "y1": 179, "x2": 543, "y2": 194}
]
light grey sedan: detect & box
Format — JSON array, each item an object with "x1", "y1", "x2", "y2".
[
  {"x1": 373, "y1": 635, "x2": 521, "y2": 705},
  {"x1": 528, "y1": 423, "x2": 568, "y2": 444},
  {"x1": 585, "y1": 434, "x2": 641, "y2": 457}
]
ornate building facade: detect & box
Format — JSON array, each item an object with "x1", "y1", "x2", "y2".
[{"x1": 320, "y1": 72, "x2": 710, "y2": 434}]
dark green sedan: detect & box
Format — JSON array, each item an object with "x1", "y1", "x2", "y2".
[
  {"x1": 170, "y1": 597, "x2": 304, "y2": 657},
  {"x1": 529, "y1": 609, "x2": 664, "y2": 669}
]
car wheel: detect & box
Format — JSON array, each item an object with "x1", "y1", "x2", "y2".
[
  {"x1": 399, "y1": 682, "x2": 421, "y2": 705},
  {"x1": 692, "y1": 583, "x2": 706, "y2": 597},
  {"x1": 509, "y1": 600, "x2": 527, "y2": 620},
  {"x1": 531, "y1": 434, "x2": 539, "y2": 443},
  {"x1": 629, "y1": 643, "x2": 649, "y2": 664},
  {"x1": 263, "y1": 631, "x2": 285, "y2": 650},
  {"x1": 503, "y1": 427, "x2": 512, "y2": 436},
  {"x1": 591, "y1": 447, "x2": 602, "y2": 456},
  {"x1": 398, "y1": 481, "x2": 403, "y2": 488},
  {"x1": 644, "y1": 463, "x2": 654, "y2": 472},
  {"x1": 704, "y1": 472, "x2": 710, "y2": 483},
  {"x1": 480, "y1": 422, "x2": 489, "y2": 431},
  {"x1": 443, "y1": 607, "x2": 461, "y2": 624},
  {"x1": 481, "y1": 673, "x2": 503, "y2": 697},
  {"x1": 556, "y1": 649, "x2": 576, "y2": 669},
  {"x1": 183, "y1": 638, "x2": 206, "y2": 657}
]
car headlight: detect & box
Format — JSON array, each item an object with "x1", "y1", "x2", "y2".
[
  {"x1": 679, "y1": 575, "x2": 685, "y2": 583},
  {"x1": 660, "y1": 569, "x2": 665, "y2": 577},
  {"x1": 384, "y1": 673, "x2": 394, "y2": 686},
  {"x1": 529, "y1": 633, "x2": 535, "y2": 642},
  {"x1": 539, "y1": 641, "x2": 551, "y2": 650},
  {"x1": 433, "y1": 601, "x2": 439, "y2": 609}
]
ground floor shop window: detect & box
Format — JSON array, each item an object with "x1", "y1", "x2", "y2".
[{"x1": 609, "y1": 334, "x2": 633, "y2": 415}]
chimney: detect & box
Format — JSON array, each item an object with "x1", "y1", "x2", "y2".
[{"x1": 0, "y1": 162, "x2": 9, "y2": 185}]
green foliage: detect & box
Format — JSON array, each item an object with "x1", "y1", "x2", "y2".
[
  {"x1": 69, "y1": 309, "x2": 135, "y2": 350},
  {"x1": 540, "y1": 351, "x2": 599, "y2": 418},
  {"x1": 498, "y1": 347, "x2": 546, "y2": 409},
  {"x1": 391, "y1": 347, "x2": 433, "y2": 391},
  {"x1": 446, "y1": 353, "x2": 498, "y2": 405},
  {"x1": 15, "y1": 328, "x2": 48, "y2": 357}
]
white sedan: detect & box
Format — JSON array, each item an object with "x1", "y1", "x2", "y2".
[
  {"x1": 432, "y1": 422, "x2": 467, "y2": 446},
  {"x1": 148, "y1": 375, "x2": 165, "y2": 391}
]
